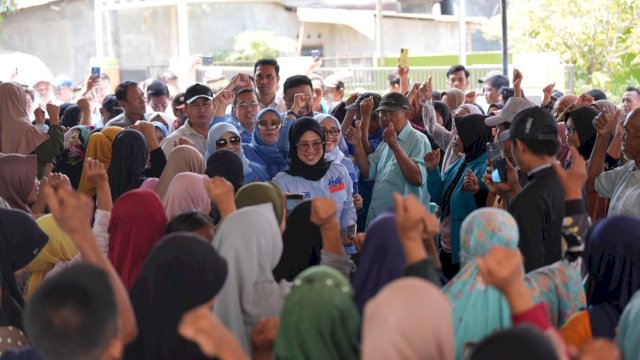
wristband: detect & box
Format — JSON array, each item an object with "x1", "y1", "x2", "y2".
[{"x1": 287, "y1": 110, "x2": 300, "y2": 118}]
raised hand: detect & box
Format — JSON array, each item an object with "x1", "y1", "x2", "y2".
[
  {"x1": 77, "y1": 97, "x2": 92, "y2": 113},
  {"x1": 383, "y1": 122, "x2": 398, "y2": 148},
  {"x1": 46, "y1": 172, "x2": 72, "y2": 191},
  {"x1": 215, "y1": 90, "x2": 235, "y2": 108},
  {"x1": 310, "y1": 197, "x2": 338, "y2": 229},
  {"x1": 352, "y1": 193, "x2": 363, "y2": 210},
  {"x1": 482, "y1": 157, "x2": 519, "y2": 196},
  {"x1": 345, "y1": 93, "x2": 360, "y2": 106},
  {"x1": 397, "y1": 65, "x2": 409, "y2": 79},
  {"x1": 230, "y1": 73, "x2": 252, "y2": 90},
  {"x1": 575, "y1": 93, "x2": 595, "y2": 108},
  {"x1": 393, "y1": 193, "x2": 428, "y2": 244},
  {"x1": 42, "y1": 183, "x2": 94, "y2": 237},
  {"x1": 84, "y1": 157, "x2": 109, "y2": 187},
  {"x1": 464, "y1": 90, "x2": 476, "y2": 104},
  {"x1": 359, "y1": 96, "x2": 374, "y2": 119},
  {"x1": 291, "y1": 93, "x2": 310, "y2": 114},
  {"x1": 512, "y1": 68, "x2": 523, "y2": 89},
  {"x1": 424, "y1": 149, "x2": 441, "y2": 170},
  {"x1": 542, "y1": 83, "x2": 555, "y2": 105},
  {"x1": 593, "y1": 109, "x2": 620, "y2": 137},
  {"x1": 204, "y1": 176, "x2": 235, "y2": 213},
  {"x1": 476, "y1": 246, "x2": 524, "y2": 294},
  {"x1": 552, "y1": 146, "x2": 586, "y2": 200},
  {"x1": 46, "y1": 102, "x2": 60, "y2": 126},
  {"x1": 34, "y1": 107, "x2": 46, "y2": 125},
  {"x1": 462, "y1": 169, "x2": 479, "y2": 194},
  {"x1": 418, "y1": 77, "x2": 433, "y2": 102},
  {"x1": 344, "y1": 120, "x2": 362, "y2": 146},
  {"x1": 251, "y1": 317, "x2": 279, "y2": 359}
]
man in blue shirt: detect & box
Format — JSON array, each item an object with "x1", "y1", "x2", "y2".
[{"x1": 346, "y1": 92, "x2": 431, "y2": 228}]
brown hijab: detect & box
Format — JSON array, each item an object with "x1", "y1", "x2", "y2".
[
  {"x1": 442, "y1": 88, "x2": 465, "y2": 111},
  {"x1": 0, "y1": 82, "x2": 48, "y2": 154},
  {"x1": 0, "y1": 154, "x2": 37, "y2": 213},
  {"x1": 155, "y1": 145, "x2": 205, "y2": 198},
  {"x1": 554, "y1": 94, "x2": 578, "y2": 120}
]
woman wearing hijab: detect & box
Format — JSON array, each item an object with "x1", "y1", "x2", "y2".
[
  {"x1": 124, "y1": 233, "x2": 228, "y2": 360},
  {"x1": 560, "y1": 216, "x2": 640, "y2": 349},
  {"x1": 272, "y1": 201, "x2": 322, "y2": 282},
  {"x1": 23, "y1": 215, "x2": 79, "y2": 299},
  {"x1": 243, "y1": 108, "x2": 289, "y2": 178},
  {"x1": 443, "y1": 208, "x2": 518, "y2": 359},
  {"x1": 274, "y1": 266, "x2": 359, "y2": 360},
  {"x1": 0, "y1": 208, "x2": 48, "y2": 329},
  {"x1": 78, "y1": 127, "x2": 122, "y2": 197},
  {"x1": 441, "y1": 88, "x2": 465, "y2": 111},
  {"x1": 206, "y1": 122, "x2": 269, "y2": 183},
  {"x1": 432, "y1": 100, "x2": 453, "y2": 133},
  {"x1": 108, "y1": 129, "x2": 166, "y2": 201},
  {"x1": 234, "y1": 182, "x2": 284, "y2": 227},
  {"x1": 53, "y1": 125, "x2": 92, "y2": 189},
  {"x1": 205, "y1": 150, "x2": 245, "y2": 193},
  {"x1": 162, "y1": 172, "x2": 212, "y2": 220},
  {"x1": 553, "y1": 94, "x2": 578, "y2": 119},
  {"x1": 273, "y1": 117, "x2": 356, "y2": 233},
  {"x1": 427, "y1": 114, "x2": 491, "y2": 278},
  {"x1": 0, "y1": 82, "x2": 64, "y2": 179},
  {"x1": 108, "y1": 189, "x2": 168, "y2": 290},
  {"x1": 60, "y1": 104, "x2": 82, "y2": 128},
  {"x1": 350, "y1": 209, "x2": 404, "y2": 312},
  {"x1": 154, "y1": 145, "x2": 205, "y2": 198},
  {"x1": 315, "y1": 114, "x2": 359, "y2": 193},
  {"x1": 362, "y1": 278, "x2": 454, "y2": 360},
  {"x1": 0, "y1": 154, "x2": 39, "y2": 214},
  {"x1": 470, "y1": 326, "x2": 559, "y2": 360}
]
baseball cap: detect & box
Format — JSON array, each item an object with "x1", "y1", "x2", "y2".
[
  {"x1": 345, "y1": 92, "x2": 382, "y2": 111},
  {"x1": 184, "y1": 83, "x2": 213, "y2": 104},
  {"x1": 478, "y1": 70, "x2": 503, "y2": 84},
  {"x1": 551, "y1": 90, "x2": 564, "y2": 100},
  {"x1": 375, "y1": 92, "x2": 409, "y2": 112},
  {"x1": 53, "y1": 75, "x2": 73, "y2": 89},
  {"x1": 507, "y1": 107, "x2": 558, "y2": 141},
  {"x1": 172, "y1": 92, "x2": 186, "y2": 110},
  {"x1": 485, "y1": 97, "x2": 536, "y2": 126}
]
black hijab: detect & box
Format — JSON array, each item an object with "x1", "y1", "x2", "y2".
[
  {"x1": 205, "y1": 149, "x2": 244, "y2": 193},
  {"x1": 0, "y1": 208, "x2": 48, "y2": 329},
  {"x1": 61, "y1": 105, "x2": 82, "y2": 128},
  {"x1": 272, "y1": 201, "x2": 322, "y2": 282},
  {"x1": 433, "y1": 100, "x2": 453, "y2": 131},
  {"x1": 285, "y1": 117, "x2": 332, "y2": 181},
  {"x1": 470, "y1": 325, "x2": 558, "y2": 360},
  {"x1": 108, "y1": 129, "x2": 149, "y2": 201},
  {"x1": 454, "y1": 114, "x2": 493, "y2": 163},
  {"x1": 125, "y1": 233, "x2": 228, "y2": 360},
  {"x1": 566, "y1": 106, "x2": 598, "y2": 160}
]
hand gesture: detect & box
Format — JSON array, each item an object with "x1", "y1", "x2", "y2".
[
  {"x1": 464, "y1": 90, "x2": 476, "y2": 104},
  {"x1": 394, "y1": 193, "x2": 439, "y2": 243},
  {"x1": 175, "y1": 137, "x2": 196, "y2": 148},
  {"x1": 552, "y1": 146, "x2": 586, "y2": 200},
  {"x1": 462, "y1": 169, "x2": 480, "y2": 194},
  {"x1": 230, "y1": 73, "x2": 252, "y2": 90},
  {"x1": 382, "y1": 123, "x2": 398, "y2": 148},
  {"x1": 344, "y1": 121, "x2": 362, "y2": 146},
  {"x1": 178, "y1": 303, "x2": 224, "y2": 357},
  {"x1": 46, "y1": 172, "x2": 71, "y2": 191},
  {"x1": 215, "y1": 90, "x2": 235, "y2": 108},
  {"x1": 352, "y1": 193, "x2": 363, "y2": 210},
  {"x1": 345, "y1": 93, "x2": 360, "y2": 106},
  {"x1": 34, "y1": 107, "x2": 46, "y2": 125},
  {"x1": 542, "y1": 83, "x2": 555, "y2": 104},
  {"x1": 397, "y1": 65, "x2": 409, "y2": 79},
  {"x1": 129, "y1": 120, "x2": 155, "y2": 143},
  {"x1": 424, "y1": 149, "x2": 441, "y2": 170},
  {"x1": 512, "y1": 68, "x2": 523, "y2": 89},
  {"x1": 593, "y1": 109, "x2": 620, "y2": 137},
  {"x1": 77, "y1": 97, "x2": 92, "y2": 113},
  {"x1": 359, "y1": 96, "x2": 374, "y2": 119},
  {"x1": 42, "y1": 183, "x2": 94, "y2": 237},
  {"x1": 291, "y1": 93, "x2": 310, "y2": 114},
  {"x1": 251, "y1": 317, "x2": 280, "y2": 356},
  {"x1": 418, "y1": 77, "x2": 433, "y2": 102},
  {"x1": 83, "y1": 74, "x2": 101, "y2": 94},
  {"x1": 84, "y1": 157, "x2": 108, "y2": 187},
  {"x1": 482, "y1": 157, "x2": 519, "y2": 196},
  {"x1": 204, "y1": 176, "x2": 235, "y2": 209},
  {"x1": 476, "y1": 246, "x2": 524, "y2": 294},
  {"x1": 310, "y1": 197, "x2": 338, "y2": 229},
  {"x1": 575, "y1": 93, "x2": 594, "y2": 108},
  {"x1": 46, "y1": 102, "x2": 60, "y2": 125}
]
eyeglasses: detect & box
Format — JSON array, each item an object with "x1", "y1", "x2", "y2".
[
  {"x1": 257, "y1": 120, "x2": 281, "y2": 130},
  {"x1": 323, "y1": 128, "x2": 340, "y2": 137},
  {"x1": 215, "y1": 136, "x2": 241, "y2": 148},
  {"x1": 296, "y1": 141, "x2": 323, "y2": 152},
  {"x1": 236, "y1": 101, "x2": 259, "y2": 110}
]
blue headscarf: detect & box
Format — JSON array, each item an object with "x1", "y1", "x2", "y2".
[
  {"x1": 350, "y1": 209, "x2": 404, "y2": 313},
  {"x1": 243, "y1": 108, "x2": 288, "y2": 178},
  {"x1": 443, "y1": 208, "x2": 518, "y2": 359},
  {"x1": 152, "y1": 121, "x2": 169, "y2": 138}
]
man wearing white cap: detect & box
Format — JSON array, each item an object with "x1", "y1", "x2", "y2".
[
  {"x1": 323, "y1": 74, "x2": 345, "y2": 113},
  {"x1": 33, "y1": 78, "x2": 54, "y2": 108}
]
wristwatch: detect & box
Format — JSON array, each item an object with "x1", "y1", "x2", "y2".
[{"x1": 287, "y1": 110, "x2": 300, "y2": 118}]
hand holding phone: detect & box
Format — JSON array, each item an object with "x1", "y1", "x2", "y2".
[
  {"x1": 285, "y1": 193, "x2": 305, "y2": 213},
  {"x1": 398, "y1": 48, "x2": 409, "y2": 68},
  {"x1": 91, "y1": 67, "x2": 100, "y2": 80},
  {"x1": 487, "y1": 142, "x2": 507, "y2": 183}
]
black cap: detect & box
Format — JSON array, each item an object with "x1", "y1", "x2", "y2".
[
  {"x1": 507, "y1": 107, "x2": 558, "y2": 141},
  {"x1": 147, "y1": 80, "x2": 170, "y2": 97},
  {"x1": 172, "y1": 92, "x2": 186, "y2": 109},
  {"x1": 375, "y1": 92, "x2": 409, "y2": 112},
  {"x1": 345, "y1": 92, "x2": 382, "y2": 111},
  {"x1": 551, "y1": 90, "x2": 564, "y2": 100},
  {"x1": 184, "y1": 83, "x2": 213, "y2": 104}
]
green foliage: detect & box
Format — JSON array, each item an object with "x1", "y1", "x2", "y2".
[
  {"x1": 0, "y1": 0, "x2": 16, "y2": 13},
  {"x1": 225, "y1": 30, "x2": 297, "y2": 62},
  {"x1": 482, "y1": 0, "x2": 640, "y2": 98}
]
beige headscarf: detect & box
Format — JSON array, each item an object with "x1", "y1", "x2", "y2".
[
  {"x1": 362, "y1": 278, "x2": 455, "y2": 360},
  {"x1": 456, "y1": 103, "x2": 483, "y2": 116},
  {"x1": 442, "y1": 88, "x2": 465, "y2": 111},
  {"x1": 593, "y1": 99, "x2": 619, "y2": 118},
  {"x1": 155, "y1": 145, "x2": 205, "y2": 198},
  {"x1": 0, "y1": 82, "x2": 49, "y2": 154}
]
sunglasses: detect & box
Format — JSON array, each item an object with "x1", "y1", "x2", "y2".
[
  {"x1": 215, "y1": 136, "x2": 241, "y2": 148},
  {"x1": 257, "y1": 120, "x2": 281, "y2": 130},
  {"x1": 297, "y1": 141, "x2": 323, "y2": 152}
]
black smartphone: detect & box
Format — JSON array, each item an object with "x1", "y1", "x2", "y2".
[
  {"x1": 487, "y1": 142, "x2": 507, "y2": 183},
  {"x1": 201, "y1": 56, "x2": 213, "y2": 66},
  {"x1": 91, "y1": 66, "x2": 100, "y2": 79},
  {"x1": 285, "y1": 193, "x2": 305, "y2": 213}
]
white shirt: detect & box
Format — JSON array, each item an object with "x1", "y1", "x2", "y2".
[{"x1": 595, "y1": 161, "x2": 640, "y2": 218}]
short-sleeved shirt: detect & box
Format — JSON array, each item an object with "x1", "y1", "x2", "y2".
[
  {"x1": 160, "y1": 121, "x2": 207, "y2": 157},
  {"x1": 595, "y1": 161, "x2": 640, "y2": 218},
  {"x1": 273, "y1": 162, "x2": 356, "y2": 229},
  {"x1": 366, "y1": 123, "x2": 431, "y2": 227}
]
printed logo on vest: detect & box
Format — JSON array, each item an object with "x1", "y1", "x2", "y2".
[{"x1": 328, "y1": 176, "x2": 345, "y2": 193}]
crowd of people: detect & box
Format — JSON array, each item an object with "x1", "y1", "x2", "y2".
[{"x1": 1, "y1": 57, "x2": 640, "y2": 359}]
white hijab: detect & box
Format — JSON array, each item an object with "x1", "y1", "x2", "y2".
[{"x1": 314, "y1": 113, "x2": 348, "y2": 162}]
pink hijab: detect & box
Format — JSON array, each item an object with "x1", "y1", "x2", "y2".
[
  {"x1": 0, "y1": 153, "x2": 37, "y2": 213},
  {"x1": 362, "y1": 278, "x2": 455, "y2": 360},
  {"x1": 162, "y1": 173, "x2": 211, "y2": 220},
  {"x1": 0, "y1": 82, "x2": 48, "y2": 154}
]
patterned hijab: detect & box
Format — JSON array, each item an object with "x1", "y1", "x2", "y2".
[
  {"x1": 54, "y1": 125, "x2": 91, "y2": 189},
  {"x1": 443, "y1": 208, "x2": 519, "y2": 359}
]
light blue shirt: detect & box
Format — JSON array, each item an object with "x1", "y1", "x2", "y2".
[
  {"x1": 595, "y1": 161, "x2": 640, "y2": 218},
  {"x1": 272, "y1": 162, "x2": 356, "y2": 229},
  {"x1": 366, "y1": 123, "x2": 431, "y2": 228}
]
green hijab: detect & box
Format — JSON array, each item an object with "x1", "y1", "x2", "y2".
[
  {"x1": 234, "y1": 182, "x2": 284, "y2": 225},
  {"x1": 274, "y1": 266, "x2": 360, "y2": 360}
]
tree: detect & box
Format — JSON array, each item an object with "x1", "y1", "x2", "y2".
[
  {"x1": 483, "y1": 0, "x2": 640, "y2": 96},
  {"x1": 225, "y1": 30, "x2": 297, "y2": 62}
]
